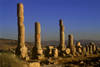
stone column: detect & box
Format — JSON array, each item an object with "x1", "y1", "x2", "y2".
[
  {"x1": 85, "y1": 45, "x2": 89, "y2": 53},
  {"x1": 59, "y1": 19, "x2": 66, "y2": 51},
  {"x1": 58, "y1": 19, "x2": 66, "y2": 56},
  {"x1": 82, "y1": 47, "x2": 86, "y2": 53},
  {"x1": 53, "y1": 48, "x2": 58, "y2": 58},
  {"x1": 16, "y1": 3, "x2": 28, "y2": 59},
  {"x1": 90, "y1": 43, "x2": 96, "y2": 52},
  {"x1": 68, "y1": 35, "x2": 73, "y2": 48},
  {"x1": 70, "y1": 45, "x2": 76, "y2": 56},
  {"x1": 32, "y1": 22, "x2": 44, "y2": 59},
  {"x1": 89, "y1": 45, "x2": 92, "y2": 54}
]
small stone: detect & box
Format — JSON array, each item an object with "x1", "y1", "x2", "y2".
[
  {"x1": 95, "y1": 62, "x2": 99, "y2": 65},
  {"x1": 84, "y1": 54, "x2": 88, "y2": 57},
  {"x1": 67, "y1": 54, "x2": 73, "y2": 58},
  {"x1": 25, "y1": 56, "x2": 29, "y2": 61},
  {"x1": 80, "y1": 61, "x2": 84, "y2": 64},
  {"x1": 75, "y1": 52, "x2": 80, "y2": 56},
  {"x1": 98, "y1": 59, "x2": 100, "y2": 62},
  {"x1": 27, "y1": 62, "x2": 40, "y2": 67},
  {"x1": 53, "y1": 61, "x2": 58, "y2": 65},
  {"x1": 89, "y1": 62, "x2": 94, "y2": 66},
  {"x1": 93, "y1": 51, "x2": 98, "y2": 54},
  {"x1": 23, "y1": 64, "x2": 28, "y2": 67}
]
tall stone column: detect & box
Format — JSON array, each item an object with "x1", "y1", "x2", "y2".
[
  {"x1": 68, "y1": 35, "x2": 73, "y2": 47},
  {"x1": 58, "y1": 19, "x2": 66, "y2": 56},
  {"x1": 59, "y1": 19, "x2": 66, "y2": 51},
  {"x1": 16, "y1": 3, "x2": 28, "y2": 59},
  {"x1": 32, "y1": 22, "x2": 44, "y2": 59}
]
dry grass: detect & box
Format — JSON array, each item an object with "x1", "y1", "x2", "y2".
[{"x1": 0, "y1": 53, "x2": 23, "y2": 67}]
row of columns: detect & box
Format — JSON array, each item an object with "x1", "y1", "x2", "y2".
[{"x1": 15, "y1": 3, "x2": 76, "y2": 59}]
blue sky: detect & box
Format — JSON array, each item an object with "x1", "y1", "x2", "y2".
[{"x1": 0, "y1": 0, "x2": 100, "y2": 42}]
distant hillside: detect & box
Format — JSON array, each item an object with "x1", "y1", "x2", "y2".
[
  {"x1": 0, "y1": 38, "x2": 100, "y2": 49},
  {"x1": 0, "y1": 38, "x2": 34, "y2": 49},
  {"x1": 40, "y1": 40, "x2": 100, "y2": 47}
]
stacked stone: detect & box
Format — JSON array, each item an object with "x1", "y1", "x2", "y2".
[
  {"x1": 47, "y1": 46, "x2": 54, "y2": 57},
  {"x1": 75, "y1": 42, "x2": 82, "y2": 48},
  {"x1": 89, "y1": 45, "x2": 92, "y2": 54},
  {"x1": 65, "y1": 48, "x2": 70, "y2": 55},
  {"x1": 68, "y1": 35, "x2": 73, "y2": 48},
  {"x1": 16, "y1": 3, "x2": 28, "y2": 59},
  {"x1": 77, "y1": 47, "x2": 82, "y2": 53},
  {"x1": 67, "y1": 35, "x2": 76, "y2": 56},
  {"x1": 32, "y1": 22, "x2": 44, "y2": 60},
  {"x1": 82, "y1": 47, "x2": 86, "y2": 53},
  {"x1": 96, "y1": 47, "x2": 100, "y2": 51},
  {"x1": 58, "y1": 19, "x2": 66, "y2": 56},
  {"x1": 53, "y1": 48, "x2": 58, "y2": 58},
  {"x1": 85, "y1": 45, "x2": 89, "y2": 53},
  {"x1": 76, "y1": 42, "x2": 82, "y2": 54},
  {"x1": 90, "y1": 43, "x2": 96, "y2": 52}
]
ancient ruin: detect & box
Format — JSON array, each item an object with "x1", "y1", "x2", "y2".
[
  {"x1": 58, "y1": 19, "x2": 66, "y2": 57},
  {"x1": 32, "y1": 22, "x2": 44, "y2": 60},
  {"x1": 1, "y1": 3, "x2": 100, "y2": 67},
  {"x1": 16, "y1": 3, "x2": 28, "y2": 59}
]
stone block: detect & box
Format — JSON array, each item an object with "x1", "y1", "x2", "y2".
[
  {"x1": 65, "y1": 48, "x2": 70, "y2": 55},
  {"x1": 27, "y1": 62, "x2": 40, "y2": 67}
]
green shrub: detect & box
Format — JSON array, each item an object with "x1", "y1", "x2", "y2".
[{"x1": 0, "y1": 53, "x2": 23, "y2": 67}]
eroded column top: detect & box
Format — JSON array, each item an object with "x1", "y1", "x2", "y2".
[
  {"x1": 17, "y1": 3, "x2": 24, "y2": 16},
  {"x1": 59, "y1": 19, "x2": 63, "y2": 26},
  {"x1": 35, "y1": 22, "x2": 41, "y2": 34}
]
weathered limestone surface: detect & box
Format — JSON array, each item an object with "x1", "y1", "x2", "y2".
[
  {"x1": 53, "y1": 48, "x2": 58, "y2": 58},
  {"x1": 68, "y1": 35, "x2": 73, "y2": 48},
  {"x1": 58, "y1": 19, "x2": 66, "y2": 51},
  {"x1": 67, "y1": 35, "x2": 76, "y2": 56},
  {"x1": 85, "y1": 45, "x2": 89, "y2": 53},
  {"x1": 27, "y1": 62, "x2": 40, "y2": 67},
  {"x1": 47, "y1": 46, "x2": 54, "y2": 57},
  {"x1": 32, "y1": 22, "x2": 44, "y2": 59},
  {"x1": 70, "y1": 45, "x2": 76, "y2": 56},
  {"x1": 65, "y1": 48, "x2": 70, "y2": 55},
  {"x1": 77, "y1": 47, "x2": 82, "y2": 53},
  {"x1": 76, "y1": 42, "x2": 82, "y2": 48},
  {"x1": 89, "y1": 45, "x2": 92, "y2": 54},
  {"x1": 16, "y1": 3, "x2": 28, "y2": 59},
  {"x1": 58, "y1": 19, "x2": 66, "y2": 56},
  {"x1": 82, "y1": 47, "x2": 86, "y2": 53},
  {"x1": 89, "y1": 43, "x2": 96, "y2": 52},
  {"x1": 96, "y1": 47, "x2": 100, "y2": 51}
]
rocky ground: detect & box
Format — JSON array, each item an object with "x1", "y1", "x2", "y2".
[
  {"x1": 1, "y1": 49, "x2": 100, "y2": 67},
  {"x1": 39, "y1": 53, "x2": 100, "y2": 67}
]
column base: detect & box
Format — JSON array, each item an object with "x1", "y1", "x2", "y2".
[{"x1": 16, "y1": 46, "x2": 28, "y2": 59}]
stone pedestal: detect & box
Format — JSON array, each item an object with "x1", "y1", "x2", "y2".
[
  {"x1": 70, "y1": 45, "x2": 76, "y2": 56},
  {"x1": 53, "y1": 48, "x2": 58, "y2": 58}
]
